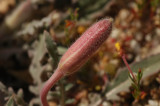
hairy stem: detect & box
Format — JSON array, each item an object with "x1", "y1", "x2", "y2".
[{"x1": 40, "y1": 69, "x2": 63, "y2": 106}]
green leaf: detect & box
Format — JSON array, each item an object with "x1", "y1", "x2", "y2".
[
  {"x1": 65, "y1": 83, "x2": 74, "y2": 91},
  {"x1": 129, "y1": 73, "x2": 135, "y2": 82},
  {"x1": 105, "y1": 53, "x2": 160, "y2": 100},
  {"x1": 65, "y1": 98, "x2": 75, "y2": 104},
  {"x1": 131, "y1": 83, "x2": 139, "y2": 91},
  {"x1": 44, "y1": 31, "x2": 59, "y2": 67},
  {"x1": 29, "y1": 34, "x2": 47, "y2": 95},
  {"x1": 78, "y1": 0, "x2": 110, "y2": 16},
  {"x1": 57, "y1": 46, "x2": 67, "y2": 55},
  {"x1": 6, "y1": 96, "x2": 14, "y2": 106}
]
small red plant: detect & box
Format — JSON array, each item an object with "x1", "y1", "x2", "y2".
[
  {"x1": 41, "y1": 18, "x2": 112, "y2": 106},
  {"x1": 115, "y1": 42, "x2": 143, "y2": 100}
]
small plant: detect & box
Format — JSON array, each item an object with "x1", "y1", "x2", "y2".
[
  {"x1": 64, "y1": 8, "x2": 79, "y2": 44},
  {"x1": 130, "y1": 69, "x2": 143, "y2": 99},
  {"x1": 41, "y1": 18, "x2": 112, "y2": 106},
  {"x1": 115, "y1": 42, "x2": 144, "y2": 100}
]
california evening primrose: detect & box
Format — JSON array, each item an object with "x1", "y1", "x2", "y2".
[{"x1": 41, "y1": 18, "x2": 112, "y2": 106}]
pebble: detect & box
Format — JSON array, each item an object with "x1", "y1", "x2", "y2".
[
  {"x1": 135, "y1": 32, "x2": 143, "y2": 41},
  {"x1": 78, "y1": 98, "x2": 89, "y2": 106},
  {"x1": 130, "y1": 39, "x2": 140, "y2": 52},
  {"x1": 102, "y1": 101, "x2": 112, "y2": 106},
  {"x1": 88, "y1": 93, "x2": 101, "y2": 106},
  {"x1": 119, "y1": 9, "x2": 130, "y2": 20},
  {"x1": 147, "y1": 100, "x2": 160, "y2": 106},
  {"x1": 155, "y1": 28, "x2": 160, "y2": 36},
  {"x1": 110, "y1": 28, "x2": 120, "y2": 38},
  {"x1": 119, "y1": 9, "x2": 130, "y2": 21},
  {"x1": 145, "y1": 34, "x2": 152, "y2": 42},
  {"x1": 110, "y1": 59, "x2": 119, "y2": 66}
]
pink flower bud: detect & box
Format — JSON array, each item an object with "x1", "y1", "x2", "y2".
[{"x1": 41, "y1": 18, "x2": 112, "y2": 106}]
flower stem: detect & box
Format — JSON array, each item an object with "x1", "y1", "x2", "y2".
[
  {"x1": 121, "y1": 55, "x2": 136, "y2": 81},
  {"x1": 40, "y1": 70, "x2": 63, "y2": 106},
  {"x1": 59, "y1": 79, "x2": 65, "y2": 106}
]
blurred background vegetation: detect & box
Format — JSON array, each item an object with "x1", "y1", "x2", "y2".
[{"x1": 0, "y1": 0, "x2": 160, "y2": 106}]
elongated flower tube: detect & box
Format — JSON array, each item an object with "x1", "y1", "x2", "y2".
[{"x1": 41, "y1": 18, "x2": 112, "y2": 106}]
